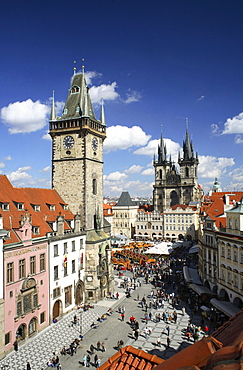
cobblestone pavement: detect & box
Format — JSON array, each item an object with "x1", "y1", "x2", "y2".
[{"x1": 0, "y1": 272, "x2": 207, "y2": 370}]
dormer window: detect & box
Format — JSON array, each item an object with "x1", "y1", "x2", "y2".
[
  {"x1": 47, "y1": 204, "x2": 55, "y2": 211},
  {"x1": 32, "y1": 226, "x2": 40, "y2": 235},
  {"x1": 1, "y1": 203, "x2": 9, "y2": 211},
  {"x1": 71, "y1": 86, "x2": 80, "y2": 94},
  {"x1": 17, "y1": 203, "x2": 24, "y2": 210},
  {"x1": 34, "y1": 205, "x2": 40, "y2": 212},
  {"x1": 63, "y1": 108, "x2": 68, "y2": 115},
  {"x1": 61, "y1": 204, "x2": 68, "y2": 211}
]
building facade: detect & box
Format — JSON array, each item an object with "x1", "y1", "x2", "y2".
[
  {"x1": 153, "y1": 130, "x2": 202, "y2": 213},
  {"x1": 112, "y1": 192, "x2": 139, "y2": 239}
]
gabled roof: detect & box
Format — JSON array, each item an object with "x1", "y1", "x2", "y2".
[
  {"x1": 116, "y1": 192, "x2": 135, "y2": 207},
  {"x1": 99, "y1": 345, "x2": 164, "y2": 370},
  {"x1": 0, "y1": 175, "x2": 74, "y2": 245}
]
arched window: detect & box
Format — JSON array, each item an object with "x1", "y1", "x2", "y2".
[
  {"x1": 92, "y1": 179, "x2": 97, "y2": 195},
  {"x1": 185, "y1": 167, "x2": 189, "y2": 177}
]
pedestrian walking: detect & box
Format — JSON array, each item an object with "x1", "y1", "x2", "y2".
[
  {"x1": 121, "y1": 312, "x2": 125, "y2": 321},
  {"x1": 166, "y1": 325, "x2": 170, "y2": 336},
  {"x1": 97, "y1": 341, "x2": 101, "y2": 351},
  {"x1": 205, "y1": 325, "x2": 209, "y2": 335},
  {"x1": 83, "y1": 354, "x2": 87, "y2": 367},
  {"x1": 90, "y1": 344, "x2": 95, "y2": 354},
  {"x1": 101, "y1": 342, "x2": 106, "y2": 352},
  {"x1": 157, "y1": 336, "x2": 161, "y2": 347},
  {"x1": 27, "y1": 362, "x2": 31, "y2": 370},
  {"x1": 166, "y1": 336, "x2": 171, "y2": 347},
  {"x1": 134, "y1": 330, "x2": 139, "y2": 341},
  {"x1": 96, "y1": 357, "x2": 101, "y2": 368}
]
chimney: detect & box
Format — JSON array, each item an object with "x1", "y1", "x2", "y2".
[{"x1": 57, "y1": 214, "x2": 64, "y2": 236}]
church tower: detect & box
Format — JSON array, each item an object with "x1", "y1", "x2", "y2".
[
  {"x1": 153, "y1": 128, "x2": 201, "y2": 213},
  {"x1": 178, "y1": 128, "x2": 200, "y2": 205},
  {"x1": 49, "y1": 66, "x2": 113, "y2": 302}
]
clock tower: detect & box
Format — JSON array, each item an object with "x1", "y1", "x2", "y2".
[{"x1": 49, "y1": 66, "x2": 113, "y2": 302}]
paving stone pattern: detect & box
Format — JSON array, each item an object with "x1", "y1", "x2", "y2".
[{"x1": 0, "y1": 273, "x2": 207, "y2": 370}]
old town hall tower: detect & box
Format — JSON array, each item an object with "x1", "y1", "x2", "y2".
[
  {"x1": 153, "y1": 129, "x2": 202, "y2": 212},
  {"x1": 49, "y1": 66, "x2": 113, "y2": 302}
]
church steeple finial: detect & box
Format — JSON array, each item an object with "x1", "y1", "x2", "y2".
[
  {"x1": 73, "y1": 61, "x2": 77, "y2": 76},
  {"x1": 99, "y1": 97, "x2": 106, "y2": 126},
  {"x1": 50, "y1": 90, "x2": 56, "y2": 121}
]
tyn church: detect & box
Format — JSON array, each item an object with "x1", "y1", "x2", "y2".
[{"x1": 153, "y1": 130, "x2": 203, "y2": 212}]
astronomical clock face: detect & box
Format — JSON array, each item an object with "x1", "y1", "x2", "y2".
[{"x1": 63, "y1": 135, "x2": 74, "y2": 149}]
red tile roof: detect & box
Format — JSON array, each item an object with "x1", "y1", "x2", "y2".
[
  {"x1": 0, "y1": 175, "x2": 74, "y2": 244},
  {"x1": 99, "y1": 345, "x2": 164, "y2": 370}
]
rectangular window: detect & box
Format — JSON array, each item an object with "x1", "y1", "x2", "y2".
[
  {"x1": 54, "y1": 266, "x2": 58, "y2": 280},
  {"x1": 40, "y1": 253, "x2": 45, "y2": 271},
  {"x1": 32, "y1": 226, "x2": 40, "y2": 235},
  {"x1": 2, "y1": 203, "x2": 9, "y2": 211},
  {"x1": 80, "y1": 239, "x2": 84, "y2": 250},
  {"x1": 72, "y1": 240, "x2": 75, "y2": 252},
  {"x1": 34, "y1": 205, "x2": 40, "y2": 212},
  {"x1": 5, "y1": 332, "x2": 11, "y2": 345},
  {"x1": 64, "y1": 263, "x2": 68, "y2": 277},
  {"x1": 53, "y1": 287, "x2": 61, "y2": 299},
  {"x1": 30, "y1": 256, "x2": 36, "y2": 275},
  {"x1": 64, "y1": 242, "x2": 68, "y2": 255},
  {"x1": 54, "y1": 244, "x2": 58, "y2": 257},
  {"x1": 64, "y1": 286, "x2": 72, "y2": 307},
  {"x1": 72, "y1": 260, "x2": 75, "y2": 273},
  {"x1": 19, "y1": 259, "x2": 26, "y2": 279},
  {"x1": 17, "y1": 203, "x2": 24, "y2": 210},
  {"x1": 40, "y1": 311, "x2": 45, "y2": 324},
  {"x1": 7, "y1": 262, "x2": 14, "y2": 284}
]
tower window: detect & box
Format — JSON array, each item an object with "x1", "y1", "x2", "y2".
[
  {"x1": 92, "y1": 179, "x2": 97, "y2": 195},
  {"x1": 71, "y1": 86, "x2": 80, "y2": 94},
  {"x1": 185, "y1": 167, "x2": 189, "y2": 177}
]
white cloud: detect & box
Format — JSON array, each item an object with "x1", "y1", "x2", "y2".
[
  {"x1": 197, "y1": 95, "x2": 205, "y2": 101},
  {"x1": 134, "y1": 138, "x2": 181, "y2": 159},
  {"x1": 85, "y1": 71, "x2": 102, "y2": 85},
  {"x1": 198, "y1": 155, "x2": 235, "y2": 178},
  {"x1": 8, "y1": 166, "x2": 32, "y2": 184},
  {"x1": 55, "y1": 101, "x2": 65, "y2": 117},
  {"x1": 0, "y1": 162, "x2": 5, "y2": 168},
  {"x1": 222, "y1": 112, "x2": 243, "y2": 134},
  {"x1": 1, "y1": 99, "x2": 50, "y2": 134},
  {"x1": 104, "y1": 171, "x2": 128, "y2": 181},
  {"x1": 211, "y1": 123, "x2": 220, "y2": 135},
  {"x1": 227, "y1": 166, "x2": 243, "y2": 183},
  {"x1": 5, "y1": 155, "x2": 12, "y2": 161},
  {"x1": 42, "y1": 131, "x2": 52, "y2": 140},
  {"x1": 40, "y1": 166, "x2": 51, "y2": 172},
  {"x1": 89, "y1": 82, "x2": 119, "y2": 104},
  {"x1": 141, "y1": 168, "x2": 154, "y2": 176},
  {"x1": 235, "y1": 134, "x2": 243, "y2": 144},
  {"x1": 124, "y1": 165, "x2": 143, "y2": 175},
  {"x1": 123, "y1": 89, "x2": 141, "y2": 104},
  {"x1": 104, "y1": 125, "x2": 151, "y2": 152}
]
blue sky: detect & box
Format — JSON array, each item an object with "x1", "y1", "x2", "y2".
[{"x1": 1, "y1": 0, "x2": 243, "y2": 197}]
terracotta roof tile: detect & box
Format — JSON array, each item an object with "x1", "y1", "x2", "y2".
[
  {"x1": 153, "y1": 336, "x2": 222, "y2": 370},
  {"x1": 0, "y1": 175, "x2": 75, "y2": 245},
  {"x1": 99, "y1": 346, "x2": 163, "y2": 370},
  {"x1": 212, "y1": 308, "x2": 243, "y2": 347}
]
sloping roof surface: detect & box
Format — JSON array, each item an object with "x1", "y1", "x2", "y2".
[
  {"x1": 99, "y1": 345, "x2": 164, "y2": 370},
  {"x1": 0, "y1": 175, "x2": 74, "y2": 244},
  {"x1": 116, "y1": 192, "x2": 135, "y2": 207}
]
